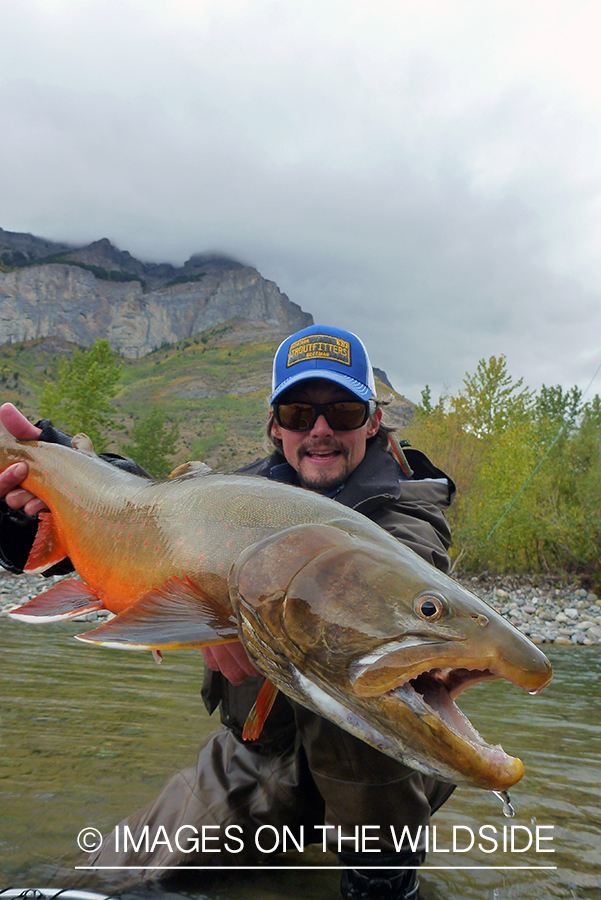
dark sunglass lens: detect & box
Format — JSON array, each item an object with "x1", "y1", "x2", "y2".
[
  {"x1": 326, "y1": 402, "x2": 367, "y2": 430},
  {"x1": 277, "y1": 403, "x2": 316, "y2": 431}
]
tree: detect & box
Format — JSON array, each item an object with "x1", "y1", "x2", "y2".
[
  {"x1": 40, "y1": 339, "x2": 122, "y2": 452},
  {"x1": 121, "y1": 407, "x2": 180, "y2": 480},
  {"x1": 453, "y1": 355, "x2": 533, "y2": 438},
  {"x1": 406, "y1": 356, "x2": 601, "y2": 579},
  {"x1": 416, "y1": 385, "x2": 433, "y2": 415},
  {"x1": 533, "y1": 384, "x2": 582, "y2": 447}
]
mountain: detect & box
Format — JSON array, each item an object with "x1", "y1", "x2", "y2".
[
  {"x1": 0, "y1": 228, "x2": 312, "y2": 357},
  {"x1": 0, "y1": 227, "x2": 415, "y2": 472}
]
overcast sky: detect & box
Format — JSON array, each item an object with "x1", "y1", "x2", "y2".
[{"x1": 2, "y1": 0, "x2": 601, "y2": 402}]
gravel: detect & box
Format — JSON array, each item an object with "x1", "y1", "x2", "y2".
[{"x1": 456, "y1": 572, "x2": 601, "y2": 645}]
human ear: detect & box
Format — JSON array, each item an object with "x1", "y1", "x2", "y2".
[
  {"x1": 366, "y1": 406, "x2": 382, "y2": 438},
  {"x1": 270, "y1": 415, "x2": 282, "y2": 440}
]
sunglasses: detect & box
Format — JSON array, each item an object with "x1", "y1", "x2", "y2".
[{"x1": 273, "y1": 400, "x2": 376, "y2": 432}]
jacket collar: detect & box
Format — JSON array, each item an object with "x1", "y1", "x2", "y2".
[{"x1": 265, "y1": 438, "x2": 406, "y2": 509}]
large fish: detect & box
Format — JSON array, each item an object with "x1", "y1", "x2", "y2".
[{"x1": 2, "y1": 425, "x2": 552, "y2": 790}]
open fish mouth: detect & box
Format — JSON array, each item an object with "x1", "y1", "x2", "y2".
[
  {"x1": 411, "y1": 665, "x2": 498, "y2": 700},
  {"x1": 346, "y1": 625, "x2": 552, "y2": 788},
  {"x1": 401, "y1": 666, "x2": 508, "y2": 762},
  {"x1": 348, "y1": 650, "x2": 550, "y2": 786}
]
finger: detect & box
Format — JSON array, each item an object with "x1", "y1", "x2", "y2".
[
  {"x1": 4, "y1": 487, "x2": 48, "y2": 516},
  {"x1": 211, "y1": 645, "x2": 248, "y2": 685},
  {"x1": 233, "y1": 645, "x2": 262, "y2": 679},
  {"x1": 201, "y1": 646, "x2": 220, "y2": 671},
  {"x1": 201, "y1": 642, "x2": 261, "y2": 685},
  {"x1": 0, "y1": 463, "x2": 30, "y2": 501},
  {"x1": 0, "y1": 403, "x2": 42, "y2": 441},
  {"x1": 23, "y1": 496, "x2": 50, "y2": 517}
]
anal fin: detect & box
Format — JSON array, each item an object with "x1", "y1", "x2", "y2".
[
  {"x1": 76, "y1": 575, "x2": 239, "y2": 650},
  {"x1": 243, "y1": 679, "x2": 280, "y2": 740},
  {"x1": 9, "y1": 579, "x2": 104, "y2": 623},
  {"x1": 24, "y1": 511, "x2": 69, "y2": 574}
]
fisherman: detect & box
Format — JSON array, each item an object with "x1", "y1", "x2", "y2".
[{"x1": 0, "y1": 324, "x2": 456, "y2": 900}]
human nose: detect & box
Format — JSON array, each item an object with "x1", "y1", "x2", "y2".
[{"x1": 309, "y1": 413, "x2": 334, "y2": 436}]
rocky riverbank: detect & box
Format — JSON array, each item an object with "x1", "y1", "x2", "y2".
[
  {"x1": 1, "y1": 570, "x2": 600, "y2": 646},
  {"x1": 457, "y1": 572, "x2": 601, "y2": 646}
]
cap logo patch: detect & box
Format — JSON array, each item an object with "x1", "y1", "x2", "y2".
[{"x1": 287, "y1": 334, "x2": 351, "y2": 368}]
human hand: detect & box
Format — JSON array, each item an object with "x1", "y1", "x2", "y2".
[
  {"x1": 0, "y1": 403, "x2": 47, "y2": 516},
  {"x1": 201, "y1": 641, "x2": 262, "y2": 685}
]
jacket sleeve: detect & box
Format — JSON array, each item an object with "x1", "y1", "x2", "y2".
[
  {"x1": 0, "y1": 419, "x2": 151, "y2": 576},
  {"x1": 353, "y1": 446, "x2": 455, "y2": 575},
  {"x1": 365, "y1": 485, "x2": 453, "y2": 574}
]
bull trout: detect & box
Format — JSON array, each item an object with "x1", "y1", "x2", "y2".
[{"x1": 2, "y1": 425, "x2": 552, "y2": 791}]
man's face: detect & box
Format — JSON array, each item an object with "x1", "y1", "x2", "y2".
[{"x1": 271, "y1": 379, "x2": 381, "y2": 493}]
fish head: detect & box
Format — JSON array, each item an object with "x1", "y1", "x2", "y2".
[{"x1": 230, "y1": 522, "x2": 552, "y2": 790}]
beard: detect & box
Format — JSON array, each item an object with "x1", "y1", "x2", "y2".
[{"x1": 295, "y1": 441, "x2": 352, "y2": 494}]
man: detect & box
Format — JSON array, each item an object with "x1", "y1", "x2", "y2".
[{"x1": 0, "y1": 325, "x2": 456, "y2": 900}]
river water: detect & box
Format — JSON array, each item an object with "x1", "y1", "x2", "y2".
[{"x1": 1, "y1": 618, "x2": 600, "y2": 900}]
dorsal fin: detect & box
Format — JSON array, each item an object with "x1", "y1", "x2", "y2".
[
  {"x1": 168, "y1": 460, "x2": 212, "y2": 480},
  {"x1": 71, "y1": 433, "x2": 95, "y2": 454}
]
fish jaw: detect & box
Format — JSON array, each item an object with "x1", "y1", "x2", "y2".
[
  {"x1": 341, "y1": 609, "x2": 551, "y2": 788},
  {"x1": 231, "y1": 523, "x2": 552, "y2": 790}
]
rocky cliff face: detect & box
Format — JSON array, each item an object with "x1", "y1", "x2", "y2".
[{"x1": 0, "y1": 229, "x2": 312, "y2": 357}]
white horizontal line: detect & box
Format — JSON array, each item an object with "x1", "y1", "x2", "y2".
[{"x1": 76, "y1": 865, "x2": 557, "y2": 871}]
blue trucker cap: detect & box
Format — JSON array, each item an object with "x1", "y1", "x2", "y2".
[{"x1": 271, "y1": 325, "x2": 377, "y2": 403}]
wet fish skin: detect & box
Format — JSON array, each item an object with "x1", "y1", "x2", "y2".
[{"x1": 2, "y1": 427, "x2": 552, "y2": 790}]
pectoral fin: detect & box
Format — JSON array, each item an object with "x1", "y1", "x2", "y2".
[
  {"x1": 23, "y1": 512, "x2": 69, "y2": 573},
  {"x1": 9, "y1": 579, "x2": 104, "y2": 623},
  {"x1": 243, "y1": 679, "x2": 280, "y2": 740},
  {"x1": 76, "y1": 575, "x2": 238, "y2": 650}
]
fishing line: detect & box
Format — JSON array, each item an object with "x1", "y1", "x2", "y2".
[{"x1": 487, "y1": 353, "x2": 601, "y2": 540}]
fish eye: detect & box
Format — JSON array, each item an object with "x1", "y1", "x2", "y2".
[{"x1": 414, "y1": 593, "x2": 446, "y2": 621}]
